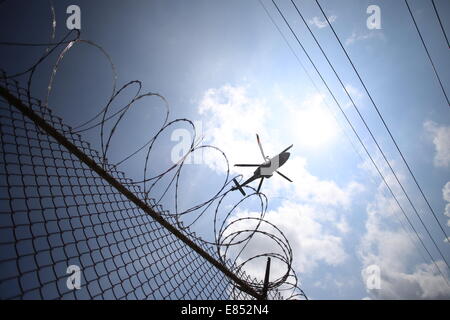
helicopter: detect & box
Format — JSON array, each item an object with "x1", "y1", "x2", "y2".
[{"x1": 231, "y1": 134, "x2": 293, "y2": 195}]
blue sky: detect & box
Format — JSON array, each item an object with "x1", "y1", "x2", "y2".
[{"x1": 1, "y1": 0, "x2": 449, "y2": 299}]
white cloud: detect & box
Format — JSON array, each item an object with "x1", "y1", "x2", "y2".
[
  {"x1": 336, "y1": 216, "x2": 350, "y2": 234},
  {"x1": 365, "y1": 261, "x2": 450, "y2": 299},
  {"x1": 356, "y1": 147, "x2": 450, "y2": 298},
  {"x1": 313, "y1": 272, "x2": 355, "y2": 295},
  {"x1": 442, "y1": 182, "x2": 450, "y2": 227},
  {"x1": 345, "y1": 84, "x2": 363, "y2": 100},
  {"x1": 274, "y1": 156, "x2": 364, "y2": 209},
  {"x1": 283, "y1": 94, "x2": 339, "y2": 148},
  {"x1": 198, "y1": 84, "x2": 271, "y2": 174},
  {"x1": 345, "y1": 30, "x2": 385, "y2": 46},
  {"x1": 342, "y1": 84, "x2": 364, "y2": 109},
  {"x1": 225, "y1": 201, "x2": 348, "y2": 277},
  {"x1": 424, "y1": 121, "x2": 450, "y2": 168},
  {"x1": 197, "y1": 85, "x2": 450, "y2": 298},
  {"x1": 198, "y1": 84, "x2": 363, "y2": 207},
  {"x1": 197, "y1": 85, "x2": 364, "y2": 282},
  {"x1": 308, "y1": 15, "x2": 337, "y2": 29},
  {"x1": 443, "y1": 182, "x2": 450, "y2": 202},
  {"x1": 359, "y1": 178, "x2": 450, "y2": 299}
]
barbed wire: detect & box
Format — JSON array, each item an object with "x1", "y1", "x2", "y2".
[{"x1": 0, "y1": 0, "x2": 307, "y2": 300}]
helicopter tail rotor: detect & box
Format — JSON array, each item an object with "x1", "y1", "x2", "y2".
[{"x1": 231, "y1": 178, "x2": 246, "y2": 196}]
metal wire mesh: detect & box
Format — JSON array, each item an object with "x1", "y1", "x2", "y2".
[{"x1": 0, "y1": 77, "x2": 278, "y2": 300}]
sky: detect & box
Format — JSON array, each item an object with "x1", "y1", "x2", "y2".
[{"x1": 1, "y1": 0, "x2": 449, "y2": 299}]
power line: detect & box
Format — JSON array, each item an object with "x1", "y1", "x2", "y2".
[
  {"x1": 431, "y1": 0, "x2": 450, "y2": 48},
  {"x1": 258, "y1": 0, "x2": 368, "y2": 169},
  {"x1": 314, "y1": 0, "x2": 450, "y2": 263},
  {"x1": 258, "y1": 0, "x2": 316, "y2": 93},
  {"x1": 257, "y1": 0, "x2": 437, "y2": 275},
  {"x1": 289, "y1": 0, "x2": 450, "y2": 273},
  {"x1": 405, "y1": 0, "x2": 450, "y2": 106},
  {"x1": 268, "y1": 0, "x2": 450, "y2": 283}
]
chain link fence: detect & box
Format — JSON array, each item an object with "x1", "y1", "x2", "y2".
[{"x1": 0, "y1": 76, "x2": 281, "y2": 300}]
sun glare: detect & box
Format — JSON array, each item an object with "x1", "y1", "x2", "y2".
[{"x1": 292, "y1": 103, "x2": 338, "y2": 148}]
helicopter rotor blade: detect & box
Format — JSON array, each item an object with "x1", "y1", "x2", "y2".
[
  {"x1": 256, "y1": 134, "x2": 267, "y2": 160},
  {"x1": 280, "y1": 144, "x2": 293, "y2": 154},
  {"x1": 276, "y1": 170, "x2": 293, "y2": 182},
  {"x1": 257, "y1": 177, "x2": 264, "y2": 193},
  {"x1": 234, "y1": 164, "x2": 260, "y2": 167}
]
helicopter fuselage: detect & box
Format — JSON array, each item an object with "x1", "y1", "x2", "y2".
[
  {"x1": 232, "y1": 134, "x2": 293, "y2": 195},
  {"x1": 240, "y1": 151, "x2": 290, "y2": 186}
]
